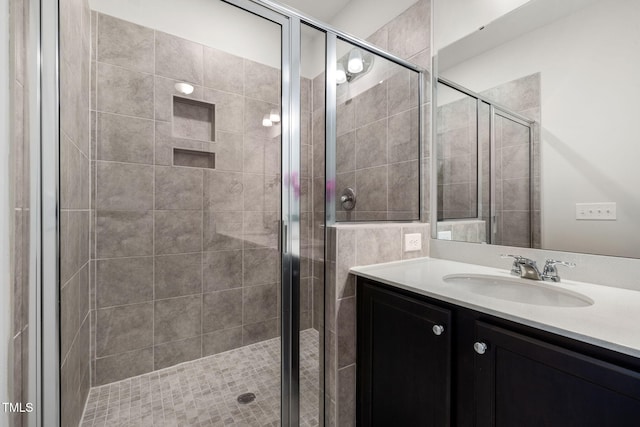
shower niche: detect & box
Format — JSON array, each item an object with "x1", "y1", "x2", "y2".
[{"x1": 172, "y1": 96, "x2": 216, "y2": 142}]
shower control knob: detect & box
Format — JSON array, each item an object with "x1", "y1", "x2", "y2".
[
  {"x1": 474, "y1": 342, "x2": 488, "y2": 355},
  {"x1": 432, "y1": 325, "x2": 445, "y2": 336},
  {"x1": 340, "y1": 187, "x2": 356, "y2": 211}
]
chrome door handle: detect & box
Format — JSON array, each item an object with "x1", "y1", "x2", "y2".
[
  {"x1": 432, "y1": 325, "x2": 445, "y2": 336},
  {"x1": 474, "y1": 342, "x2": 488, "y2": 355}
]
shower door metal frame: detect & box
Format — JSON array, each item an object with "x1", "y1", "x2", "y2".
[
  {"x1": 222, "y1": 3, "x2": 301, "y2": 424},
  {"x1": 434, "y1": 77, "x2": 535, "y2": 246}
]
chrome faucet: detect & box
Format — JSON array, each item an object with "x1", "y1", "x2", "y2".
[
  {"x1": 542, "y1": 259, "x2": 576, "y2": 282},
  {"x1": 501, "y1": 255, "x2": 576, "y2": 283}
]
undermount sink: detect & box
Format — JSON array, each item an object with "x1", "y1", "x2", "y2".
[{"x1": 443, "y1": 274, "x2": 594, "y2": 307}]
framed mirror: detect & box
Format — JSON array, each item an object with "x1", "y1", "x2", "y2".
[{"x1": 433, "y1": 0, "x2": 640, "y2": 259}]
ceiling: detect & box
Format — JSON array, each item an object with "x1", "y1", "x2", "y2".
[{"x1": 278, "y1": 0, "x2": 352, "y2": 23}]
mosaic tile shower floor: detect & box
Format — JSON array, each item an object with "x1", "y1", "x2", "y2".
[{"x1": 81, "y1": 329, "x2": 320, "y2": 426}]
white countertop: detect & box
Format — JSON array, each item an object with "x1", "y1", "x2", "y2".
[{"x1": 350, "y1": 257, "x2": 640, "y2": 359}]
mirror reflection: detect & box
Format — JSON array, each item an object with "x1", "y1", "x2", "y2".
[{"x1": 434, "y1": 0, "x2": 640, "y2": 258}]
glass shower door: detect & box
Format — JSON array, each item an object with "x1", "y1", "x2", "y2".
[{"x1": 53, "y1": 0, "x2": 307, "y2": 425}]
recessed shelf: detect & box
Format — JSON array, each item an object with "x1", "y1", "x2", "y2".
[
  {"x1": 173, "y1": 148, "x2": 215, "y2": 169},
  {"x1": 172, "y1": 96, "x2": 215, "y2": 142}
]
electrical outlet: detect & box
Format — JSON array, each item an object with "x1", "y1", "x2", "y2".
[
  {"x1": 405, "y1": 233, "x2": 422, "y2": 252},
  {"x1": 576, "y1": 203, "x2": 617, "y2": 221}
]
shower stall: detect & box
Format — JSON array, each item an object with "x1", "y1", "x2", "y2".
[
  {"x1": 29, "y1": 0, "x2": 425, "y2": 425},
  {"x1": 435, "y1": 77, "x2": 540, "y2": 248}
]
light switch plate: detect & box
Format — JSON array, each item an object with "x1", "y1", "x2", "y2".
[
  {"x1": 405, "y1": 233, "x2": 422, "y2": 252},
  {"x1": 576, "y1": 202, "x2": 617, "y2": 221}
]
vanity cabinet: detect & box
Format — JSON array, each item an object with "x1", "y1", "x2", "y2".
[
  {"x1": 357, "y1": 278, "x2": 640, "y2": 427},
  {"x1": 358, "y1": 281, "x2": 452, "y2": 426}
]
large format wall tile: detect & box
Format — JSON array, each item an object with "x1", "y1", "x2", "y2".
[
  {"x1": 202, "y1": 289, "x2": 243, "y2": 332},
  {"x1": 203, "y1": 46, "x2": 244, "y2": 94},
  {"x1": 96, "y1": 302, "x2": 153, "y2": 357},
  {"x1": 203, "y1": 212, "x2": 244, "y2": 252},
  {"x1": 355, "y1": 166, "x2": 388, "y2": 212},
  {"x1": 97, "y1": 14, "x2": 154, "y2": 73},
  {"x1": 96, "y1": 162, "x2": 154, "y2": 211},
  {"x1": 97, "y1": 63, "x2": 154, "y2": 119},
  {"x1": 243, "y1": 248, "x2": 279, "y2": 287},
  {"x1": 204, "y1": 170, "x2": 244, "y2": 212},
  {"x1": 204, "y1": 88, "x2": 244, "y2": 134},
  {"x1": 354, "y1": 82, "x2": 387, "y2": 128},
  {"x1": 96, "y1": 257, "x2": 153, "y2": 308},
  {"x1": 202, "y1": 327, "x2": 243, "y2": 356},
  {"x1": 387, "y1": 0, "x2": 430, "y2": 60},
  {"x1": 355, "y1": 119, "x2": 387, "y2": 169},
  {"x1": 95, "y1": 210, "x2": 153, "y2": 258},
  {"x1": 154, "y1": 253, "x2": 203, "y2": 299},
  {"x1": 96, "y1": 113, "x2": 154, "y2": 164},
  {"x1": 388, "y1": 109, "x2": 419, "y2": 164},
  {"x1": 154, "y1": 295, "x2": 202, "y2": 344},
  {"x1": 94, "y1": 347, "x2": 153, "y2": 386},
  {"x1": 244, "y1": 59, "x2": 279, "y2": 105},
  {"x1": 203, "y1": 250, "x2": 243, "y2": 292},
  {"x1": 154, "y1": 336, "x2": 201, "y2": 370},
  {"x1": 155, "y1": 166, "x2": 203, "y2": 210},
  {"x1": 387, "y1": 67, "x2": 419, "y2": 116},
  {"x1": 243, "y1": 136, "x2": 280, "y2": 175},
  {"x1": 388, "y1": 160, "x2": 419, "y2": 213},
  {"x1": 242, "y1": 283, "x2": 277, "y2": 325},
  {"x1": 213, "y1": 131, "x2": 244, "y2": 172},
  {"x1": 155, "y1": 31, "x2": 203, "y2": 85},
  {"x1": 244, "y1": 97, "x2": 280, "y2": 139},
  {"x1": 242, "y1": 319, "x2": 279, "y2": 346},
  {"x1": 154, "y1": 211, "x2": 203, "y2": 255}
]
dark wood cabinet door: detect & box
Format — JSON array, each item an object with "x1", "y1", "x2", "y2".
[
  {"x1": 475, "y1": 321, "x2": 640, "y2": 427},
  {"x1": 358, "y1": 281, "x2": 452, "y2": 427}
]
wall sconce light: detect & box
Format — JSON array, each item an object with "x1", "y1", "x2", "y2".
[
  {"x1": 175, "y1": 82, "x2": 195, "y2": 95},
  {"x1": 336, "y1": 63, "x2": 347, "y2": 85},
  {"x1": 336, "y1": 48, "x2": 374, "y2": 85},
  {"x1": 348, "y1": 49, "x2": 364, "y2": 73},
  {"x1": 262, "y1": 114, "x2": 273, "y2": 127},
  {"x1": 269, "y1": 109, "x2": 281, "y2": 123}
]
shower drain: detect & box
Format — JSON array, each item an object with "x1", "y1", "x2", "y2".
[{"x1": 237, "y1": 392, "x2": 257, "y2": 404}]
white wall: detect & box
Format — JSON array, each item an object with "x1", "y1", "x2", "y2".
[
  {"x1": 434, "y1": 0, "x2": 530, "y2": 49},
  {"x1": 440, "y1": 0, "x2": 640, "y2": 258},
  {"x1": 1, "y1": 0, "x2": 13, "y2": 422}
]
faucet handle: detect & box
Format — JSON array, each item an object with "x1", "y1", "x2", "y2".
[
  {"x1": 501, "y1": 254, "x2": 526, "y2": 276},
  {"x1": 543, "y1": 259, "x2": 576, "y2": 282}
]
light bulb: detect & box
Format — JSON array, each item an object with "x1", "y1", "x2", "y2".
[
  {"x1": 347, "y1": 49, "x2": 364, "y2": 74},
  {"x1": 262, "y1": 114, "x2": 273, "y2": 127},
  {"x1": 336, "y1": 63, "x2": 347, "y2": 84},
  {"x1": 269, "y1": 109, "x2": 281, "y2": 123},
  {"x1": 174, "y1": 82, "x2": 194, "y2": 95}
]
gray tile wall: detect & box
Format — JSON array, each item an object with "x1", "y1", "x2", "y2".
[
  {"x1": 437, "y1": 73, "x2": 541, "y2": 248},
  {"x1": 334, "y1": 57, "x2": 424, "y2": 222},
  {"x1": 436, "y1": 95, "x2": 479, "y2": 220},
  {"x1": 325, "y1": 223, "x2": 430, "y2": 426},
  {"x1": 9, "y1": 0, "x2": 31, "y2": 425},
  {"x1": 480, "y1": 73, "x2": 541, "y2": 248},
  {"x1": 60, "y1": 0, "x2": 92, "y2": 425},
  {"x1": 90, "y1": 13, "x2": 313, "y2": 387},
  {"x1": 318, "y1": 1, "x2": 433, "y2": 425},
  {"x1": 331, "y1": 0, "x2": 431, "y2": 224}
]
